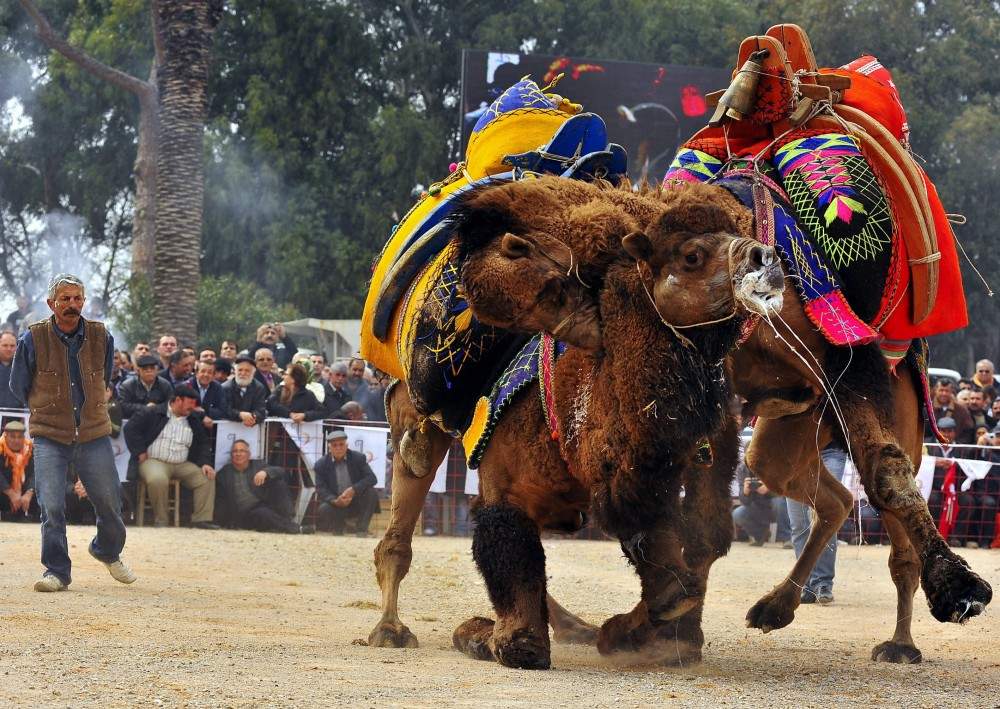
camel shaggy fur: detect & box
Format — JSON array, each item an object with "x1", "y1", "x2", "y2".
[{"x1": 368, "y1": 177, "x2": 784, "y2": 669}]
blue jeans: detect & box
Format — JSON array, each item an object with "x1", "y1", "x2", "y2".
[
  {"x1": 786, "y1": 446, "x2": 847, "y2": 591},
  {"x1": 33, "y1": 436, "x2": 126, "y2": 584}
]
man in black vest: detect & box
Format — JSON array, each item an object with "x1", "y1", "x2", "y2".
[
  {"x1": 314, "y1": 429, "x2": 379, "y2": 535},
  {"x1": 9, "y1": 273, "x2": 135, "y2": 592}
]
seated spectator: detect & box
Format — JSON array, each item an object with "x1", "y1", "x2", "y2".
[
  {"x1": 254, "y1": 348, "x2": 279, "y2": 392},
  {"x1": 156, "y1": 333, "x2": 178, "y2": 371},
  {"x1": 315, "y1": 430, "x2": 379, "y2": 535},
  {"x1": 163, "y1": 350, "x2": 196, "y2": 387},
  {"x1": 219, "y1": 340, "x2": 238, "y2": 361},
  {"x1": 188, "y1": 361, "x2": 227, "y2": 430},
  {"x1": 119, "y1": 354, "x2": 174, "y2": 418},
  {"x1": 214, "y1": 439, "x2": 304, "y2": 533},
  {"x1": 221, "y1": 356, "x2": 268, "y2": 427},
  {"x1": 266, "y1": 363, "x2": 326, "y2": 422},
  {"x1": 199, "y1": 349, "x2": 216, "y2": 365},
  {"x1": 326, "y1": 363, "x2": 351, "y2": 418},
  {"x1": 732, "y1": 461, "x2": 784, "y2": 545},
  {"x1": 213, "y1": 358, "x2": 233, "y2": 383},
  {"x1": 0, "y1": 420, "x2": 37, "y2": 521},
  {"x1": 248, "y1": 323, "x2": 298, "y2": 369},
  {"x1": 124, "y1": 385, "x2": 219, "y2": 529},
  {"x1": 0, "y1": 330, "x2": 20, "y2": 410}
]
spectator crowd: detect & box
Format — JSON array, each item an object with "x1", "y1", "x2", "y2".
[
  {"x1": 2, "y1": 309, "x2": 390, "y2": 536},
  {"x1": 3, "y1": 297, "x2": 999, "y2": 549}
]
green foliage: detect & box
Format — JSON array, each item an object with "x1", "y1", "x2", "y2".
[
  {"x1": 5, "y1": 0, "x2": 1000, "y2": 371},
  {"x1": 195, "y1": 273, "x2": 298, "y2": 351},
  {"x1": 110, "y1": 273, "x2": 154, "y2": 346}
]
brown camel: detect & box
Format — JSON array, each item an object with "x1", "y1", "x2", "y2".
[
  {"x1": 433, "y1": 175, "x2": 993, "y2": 664},
  {"x1": 368, "y1": 178, "x2": 785, "y2": 669}
]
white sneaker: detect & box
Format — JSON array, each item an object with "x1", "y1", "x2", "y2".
[
  {"x1": 89, "y1": 548, "x2": 137, "y2": 584},
  {"x1": 34, "y1": 573, "x2": 69, "y2": 592}
]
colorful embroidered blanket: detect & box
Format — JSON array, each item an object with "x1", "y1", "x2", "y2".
[{"x1": 463, "y1": 333, "x2": 566, "y2": 469}]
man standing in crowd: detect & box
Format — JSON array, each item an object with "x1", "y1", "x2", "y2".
[
  {"x1": 5, "y1": 294, "x2": 32, "y2": 333},
  {"x1": 119, "y1": 354, "x2": 173, "y2": 418},
  {"x1": 326, "y1": 362, "x2": 351, "y2": 418},
  {"x1": 214, "y1": 439, "x2": 304, "y2": 533},
  {"x1": 254, "y1": 348, "x2": 279, "y2": 392},
  {"x1": 219, "y1": 340, "x2": 238, "y2": 361},
  {"x1": 163, "y1": 350, "x2": 196, "y2": 388},
  {"x1": 0, "y1": 420, "x2": 36, "y2": 520},
  {"x1": 929, "y1": 378, "x2": 974, "y2": 444},
  {"x1": 364, "y1": 369, "x2": 389, "y2": 423},
  {"x1": 787, "y1": 444, "x2": 847, "y2": 604},
  {"x1": 345, "y1": 357, "x2": 368, "y2": 404},
  {"x1": 131, "y1": 341, "x2": 150, "y2": 365},
  {"x1": 0, "y1": 330, "x2": 19, "y2": 409},
  {"x1": 972, "y1": 359, "x2": 996, "y2": 392},
  {"x1": 125, "y1": 385, "x2": 219, "y2": 529},
  {"x1": 248, "y1": 323, "x2": 298, "y2": 369},
  {"x1": 199, "y1": 349, "x2": 216, "y2": 365},
  {"x1": 314, "y1": 430, "x2": 379, "y2": 535},
  {"x1": 156, "y1": 334, "x2": 178, "y2": 371},
  {"x1": 9, "y1": 273, "x2": 135, "y2": 591},
  {"x1": 222, "y1": 355, "x2": 268, "y2": 427},
  {"x1": 967, "y1": 387, "x2": 992, "y2": 431},
  {"x1": 214, "y1": 358, "x2": 233, "y2": 383}
]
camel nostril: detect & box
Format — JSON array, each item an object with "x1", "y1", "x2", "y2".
[{"x1": 749, "y1": 245, "x2": 766, "y2": 269}]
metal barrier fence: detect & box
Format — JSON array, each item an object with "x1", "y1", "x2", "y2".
[{"x1": 2, "y1": 406, "x2": 998, "y2": 546}]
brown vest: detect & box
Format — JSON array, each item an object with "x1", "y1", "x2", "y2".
[{"x1": 27, "y1": 318, "x2": 112, "y2": 445}]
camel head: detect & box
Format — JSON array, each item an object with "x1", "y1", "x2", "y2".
[
  {"x1": 453, "y1": 180, "x2": 620, "y2": 352},
  {"x1": 622, "y1": 183, "x2": 784, "y2": 329}
]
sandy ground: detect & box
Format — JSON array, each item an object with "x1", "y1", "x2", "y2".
[{"x1": 0, "y1": 524, "x2": 997, "y2": 708}]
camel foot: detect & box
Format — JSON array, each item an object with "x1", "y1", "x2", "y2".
[
  {"x1": 745, "y1": 585, "x2": 798, "y2": 633},
  {"x1": 871, "y1": 640, "x2": 922, "y2": 664},
  {"x1": 368, "y1": 620, "x2": 419, "y2": 648},
  {"x1": 493, "y1": 627, "x2": 552, "y2": 670},
  {"x1": 453, "y1": 616, "x2": 496, "y2": 661},
  {"x1": 597, "y1": 614, "x2": 702, "y2": 666},
  {"x1": 921, "y1": 547, "x2": 993, "y2": 623}
]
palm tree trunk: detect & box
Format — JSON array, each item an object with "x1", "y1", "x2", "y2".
[{"x1": 151, "y1": 0, "x2": 221, "y2": 344}]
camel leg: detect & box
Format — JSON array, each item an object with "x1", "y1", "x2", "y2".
[
  {"x1": 547, "y1": 593, "x2": 598, "y2": 645},
  {"x1": 368, "y1": 385, "x2": 451, "y2": 648},
  {"x1": 744, "y1": 414, "x2": 853, "y2": 633},
  {"x1": 870, "y1": 510, "x2": 923, "y2": 663},
  {"x1": 453, "y1": 503, "x2": 551, "y2": 669},
  {"x1": 845, "y1": 402, "x2": 992, "y2": 625},
  {"x1": 596, "y1": 520, "x2": 706, "y2": 666}
]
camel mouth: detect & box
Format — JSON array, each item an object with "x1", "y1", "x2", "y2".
[{"x1": 734, "y1": 248, "x2": 785, "y2": 316}]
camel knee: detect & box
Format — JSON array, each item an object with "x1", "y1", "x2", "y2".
[
  {"x1": 374, "y1": 532, "x2": 413, "y2": 580},
  {"x1": 867, "y1": 444, "x2": 923, "y2": 511},
  {"x1": 472, "y1": 504, "x2": 547, "y2": 619}
]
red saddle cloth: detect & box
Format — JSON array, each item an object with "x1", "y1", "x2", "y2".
[{"x1": 833, "y1": 56, "x2": 967, "y2": 340}]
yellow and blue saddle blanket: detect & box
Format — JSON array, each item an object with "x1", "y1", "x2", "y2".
[
  {"x1": 361, "y1": 78, "x2": 626, "y2": 433},
  {"x1": 462, "y1": 333, "x2": 567, "y2": 468}
]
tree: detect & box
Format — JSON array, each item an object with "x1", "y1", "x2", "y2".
[{"x1": 15, "y1": 0, "x2": 223, "y2": 344}]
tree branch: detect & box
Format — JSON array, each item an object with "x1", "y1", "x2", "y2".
[
  {"x1": 150, "y1": 0, "x2": 165, "y2": 70},
  {"x1": 18, "y1": 0, "x2": 153, "y2": 99}
]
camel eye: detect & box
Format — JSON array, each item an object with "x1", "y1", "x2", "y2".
[{"x1": 684, "y1": 250, "x2": 703, "y2": 268}]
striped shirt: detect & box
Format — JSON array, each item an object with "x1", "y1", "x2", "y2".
[{"x1": 148, "y1": 410, "x2": 193, "y2": 464}]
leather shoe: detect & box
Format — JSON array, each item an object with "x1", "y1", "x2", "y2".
[{"x1": 192, "y1": 521, "x2": 221, "y2": 530}]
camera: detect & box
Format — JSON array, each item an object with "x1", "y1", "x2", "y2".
[{"x1": 747, "y1": 477, "x2": 763, "y2": 492}]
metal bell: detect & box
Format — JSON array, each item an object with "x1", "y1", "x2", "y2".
[{"x1": 708, "y1": 49, "x2": 769, "y2": 127}]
